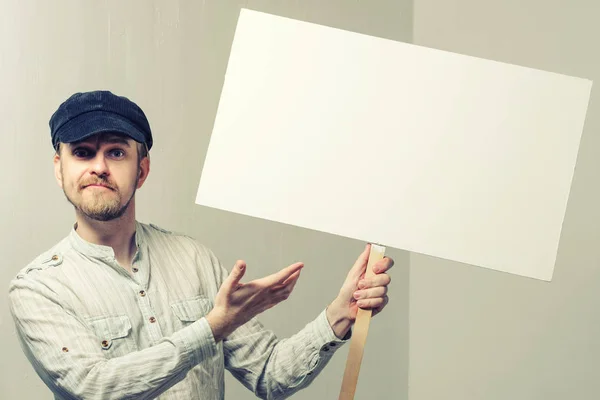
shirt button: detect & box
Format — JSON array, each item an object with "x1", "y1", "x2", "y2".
[
  {"x1": 139, "y1": 290, "x2": 146, "y2": 297},
  {"x1": 149, "y1": 316, "x2": 156, "y2": 323},
  {"x1": 101, "y1": 340, "x2": 109, "y2": 348},
  {"x1": 52, "y1": 255, "x2": 59, "y2": 261},
  {"x1": 62, "y1": 347, "x2": 69, "y2": 352},
  {"x1": 132, "y1": 267, "x2": 139, "y2": 273}
]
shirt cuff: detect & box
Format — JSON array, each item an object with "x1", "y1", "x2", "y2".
[
  {"x1": 172, "y1": 317, "x2": 218, "y2": 367},
  {"x1": 299, "y1": 310, "x2": 352, "y2": 379},
  {"x1": 312, "y1": 309, "x2": 352, "y2": 350}
]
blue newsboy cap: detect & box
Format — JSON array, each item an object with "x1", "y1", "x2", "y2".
[{"x1": 49, "y1": 90, "x2": 153, "y2": 151}]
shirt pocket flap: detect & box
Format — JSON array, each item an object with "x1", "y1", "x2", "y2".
[
  {"x1": 170, "y1": 297, "x2": 213, "y2": 322},
  {"x1": 87, "y1": 315, "x2": 132, "y2": 340}
]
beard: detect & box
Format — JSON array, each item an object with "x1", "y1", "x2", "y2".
[{"x1": 62, "y1": 169, "x2": 140, "y2": 222}]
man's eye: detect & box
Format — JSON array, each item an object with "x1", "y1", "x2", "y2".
[
  {"x1": 110, "y1": 149, "x2": 125, "y2": 158},
  {"x1": 73, "y1": 149, "x2": 90, "y2": 157}
]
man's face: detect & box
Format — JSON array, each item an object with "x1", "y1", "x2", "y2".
[{"x1": 53, "y1": 133, "x2": 150, "y2": 222}]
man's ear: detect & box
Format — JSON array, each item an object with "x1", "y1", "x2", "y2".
[
  {"x1": 136, "y1": 156, "x2": 150, "y2": 189},
  {"x1": 53, "y1": 152, "x2": 63, "y2": 189}
]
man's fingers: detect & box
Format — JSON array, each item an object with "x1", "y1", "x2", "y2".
[
  {"x1": 353, "y1": 286, "x2": 388, "y2": 300},
  {"x1": 373, "y1": 257, "x2": 395, "y2": 274},
  {"x1": 356, "y1": 295, "x2": 388, "y2": 309},
  {"x1": 348, "y1": 243, "x2": 371, "y2": 278},
  {"x1": 264, "y1": 262, "x2": 304, "y2": 286},
  {"x1": 223, "y1": 260, "x2": 247, "y2": 292},
  {"x1": 280, "y1": 268, "x2": 302, "y2": 287},
  {"x1": 358, "y1": 273, "x2": 391, "y2": 289},
  {"x1": 271, "y1": 269, "x2": 301, "y2": 292}
]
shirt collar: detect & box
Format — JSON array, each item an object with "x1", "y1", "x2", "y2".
[{"x1": 68, "y1": 220, "x2": 145, "y2": 260}]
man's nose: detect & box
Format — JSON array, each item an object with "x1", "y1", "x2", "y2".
[{"x1": 91, "y1": 154, "x2": 109, "y2": 176}]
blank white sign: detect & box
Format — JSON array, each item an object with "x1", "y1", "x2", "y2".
[{"x1": 196, "y1": 9, "x2": 592, "y2": 281}]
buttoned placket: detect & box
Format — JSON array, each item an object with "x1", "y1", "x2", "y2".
[
  {"x1": 69, "y1": 223, "x2": 167, "y2": 346},
  {"x1": 128, "y1": 242, "x2": 164, "y2": 345}
]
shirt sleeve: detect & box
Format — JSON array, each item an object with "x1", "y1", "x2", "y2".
[
  {"x1": 8, "y1": 273, "x2": 219, "y2": 400},
  {"x1": 204, "y1": 250, "x2": 352, "y2": 400},
  {"x1": 224, "y1": 310, "x2": 351, "y2": 400}
]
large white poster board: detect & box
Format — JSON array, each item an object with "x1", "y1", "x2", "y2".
[{"x1": 196, "y1": 9, "x2": 592, "y2": 281}]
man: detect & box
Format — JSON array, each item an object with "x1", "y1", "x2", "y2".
[{"x1": 8, "y1": 90, "x2": 393, "y2": 399}]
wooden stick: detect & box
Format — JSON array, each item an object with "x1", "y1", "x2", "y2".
[{"x1": 338, "y1": 243, "x2": 386, "y2": 400}]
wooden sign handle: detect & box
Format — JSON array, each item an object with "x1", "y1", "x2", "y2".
[{"x1": 338, "y1": 243, "x2": 386, "y2": 400}]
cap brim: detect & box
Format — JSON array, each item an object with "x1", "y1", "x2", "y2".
[{"x1": 54, "y1": 111, "x2": 147, "y2": 148}]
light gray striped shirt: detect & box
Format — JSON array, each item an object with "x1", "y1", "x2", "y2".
[{"x1": 8, "y1": 221, "x2": 349, "y2": 399}]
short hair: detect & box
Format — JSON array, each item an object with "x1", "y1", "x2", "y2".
[{"x1": 137, "y1": 141, "x2": 149, "y2": 163}]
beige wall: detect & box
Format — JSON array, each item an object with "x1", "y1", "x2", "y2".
[
  {"x1": 0, "y1": 1, "x2": 411, "y2": 399},
  {"x1": 411, "y1": 1, "x2": 600, "y2": 399}
]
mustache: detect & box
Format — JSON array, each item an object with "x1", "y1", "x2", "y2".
[{"x1": 80, "y1": 178, "x2": 116, "y2": 190}]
